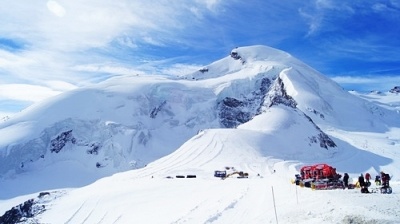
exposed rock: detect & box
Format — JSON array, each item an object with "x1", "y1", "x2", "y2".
[
  {"x1": 265, "y1": 77, "x2": 297, "y2": 108},
  {"x1": 50, "y1": 130, "x2": 76, "y2": 153},
  {"x1": 150, "y1": 100, "x2": 167, "y2": 118},
  {"x1": 87, "y1": 142, "x2": 101, "y2": 155},
  {"x1": 304, "y1": 113, "x2": 336, "y2": 149},
  {"x1": 230, "y1": 49, "x2": 246, "y2": 64},
  {"x1": 317, "y1": 132, "x2": 337, "y2": 149},
  {"x1": 230, "y1": 50, "x2": 241, "y2": 60},
  {"x1": 217, "y1": 76, "x2": 274, "y2": 128},
  {"x1": 0, "y1": 195, "x2": 46, "y2": 224},
  {"x1": 389, "y1": 86, "x2": 400, "y2": 93},
  {"x1": 38, "y1": 192, "x2": 50, "y2": 198},
  {"x1": 199, "y1": 67, "x2": 208, "y2": 73},
  {"x1": 218, "y1": 97, "x2": 252, "y2": 128},
  {"x1": 138, "y1": 131, "x2": 151, "y2": 145},
  {"x1": 307, "y1": 107, "x2": 325, "y2": 119}
]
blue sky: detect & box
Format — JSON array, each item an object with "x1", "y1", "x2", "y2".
[{"x1": 0, "y1": 0, "x2": 399, "y2": 117}]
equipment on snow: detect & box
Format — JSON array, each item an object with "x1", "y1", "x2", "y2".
[
  {"x1": 214, "y1": 170, "x2": 227, "y2": 178},
  {"x1": 294, "y1": 163, "x2": 343, "y2": 190}
]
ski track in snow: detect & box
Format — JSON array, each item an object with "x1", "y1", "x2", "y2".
[
  {"x1": 65, "y1": 200, "x2": 88, "y2": 224},
  {"x1": 80, "y1": 198, "x2": 100, "y2": 223},
  {"x1": 129, "y1": 131, "x2": 225, "y2": 179},
  {"x1": 171, "y1": 185, "x2": 249, "y2": 224},
  {"x1": 97, "y1": 212, "x2": 108, "y2": 224},
  {"x1": 112, "y1": 215, "x2": 123, "y2": 224}
]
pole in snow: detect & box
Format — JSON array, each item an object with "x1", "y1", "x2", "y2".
[{"x1": 272, "y1": 186, "x2": 279, "y2": 224}]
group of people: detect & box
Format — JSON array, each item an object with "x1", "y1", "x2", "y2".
[{"x1": 342, "y1": 171, "x2": 391, "y2": 193}]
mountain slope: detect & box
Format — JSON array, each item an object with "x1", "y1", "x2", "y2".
[
  {"x1": 2, "y1": 126, "x2": 399, "y2": 223},
  {"x1": 0, "y1": 45, "x2": 399, "y2": 201}
]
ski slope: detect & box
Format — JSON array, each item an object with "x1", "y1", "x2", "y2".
[{"x1": 23, "y1": 127, "x2": 400, "y2": 223}]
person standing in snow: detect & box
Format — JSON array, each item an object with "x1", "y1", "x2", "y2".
[
  {"x1": 343, "y1": 173, "x2": 349, "y2": 189},
  {"x1": 358, "y1": 174, "x2": 365, "y2": 188},
  {"x1": 365, "y1": 173, "x2": 371, "y2": 187},
  {"x1": 381, "y1": 171, "x2": 390, "y2": 187},
  {"x1": 358, "y1": 174, "x2": 370, "y2": 193},
  {"x1": 375, "y1": 175, "x2": 381, "y2": 186}
]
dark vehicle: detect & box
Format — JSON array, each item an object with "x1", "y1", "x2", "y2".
[{"x1": 214, "y1": 170, "x2": 227, "y2": 178}]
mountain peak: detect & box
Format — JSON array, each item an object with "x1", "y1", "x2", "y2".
[
  {"x1": 183, "y1": 45, "x2": 296, "y2": 81},
  {"x1": 230, "y1": 45, "x2": 292, "y2": 61}
]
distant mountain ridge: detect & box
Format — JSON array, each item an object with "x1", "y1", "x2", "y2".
[{"x1": 0, "y1": 45, "x2": 398, "y2": 198}]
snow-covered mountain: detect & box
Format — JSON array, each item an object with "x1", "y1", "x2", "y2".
[{"x1": 1, "y1": 45, "x2": 399, "y2": 223}]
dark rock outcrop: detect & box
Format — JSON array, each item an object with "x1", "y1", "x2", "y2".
[
  {"x1": 304, "y1": 113, "x2": 336, "y2": 149},
  {"x1": 218, "y1": 97, "x2": 252, "y2": 128},
  {"x1": 150, "y1": 100, "x2": 167, "y2": 118},
  {"x1": 87, "y1": 142, "x2": 101, "y2": 155},
  {"x1": 218, "y1": 77, "x2": 273, "y2": 128},
  {"x1": 0, "y1": 192, "x2": 48, "y2": 224},
  {"x1": 389, "y1": 86, "x2": 400, "y2": 93},
  {"x1": 265, "y1": 77, "x2": 297, "y2": 108},
  {"x1": 50, "y1": 130, "x2": 76, "y2": 153}
]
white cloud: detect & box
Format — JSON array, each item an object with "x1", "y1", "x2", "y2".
[
  {"x1": 315, "y1": 0, "x2": 334, "y2": 9},
  {"x1": 73, "y1": 64, "x2": 145, "y2": 76},
  {"x1": 300, "y1": 1, "x2": 355, "y2": 36},
  {"x1": 142, "y1": 36, "x2": 165, "y2": 47},
  {"x1": 331, "y1": 75, "x2": 400, "y2": 91},
  {"x1": 0, "y1": 84, "x2": 61, "y2": 102},
  {"x1": 47, "y1": 0, "x2": 66, "y2": 17},
  {"x1": 371, "y1": 3, "x2": 399, "y2": 12},
  {"x1": 116, "y1": 37, "x2": 138, "y2": 49},
  {"x1": 0, "y1": 50, "x2": 36, "y2": 70},
  {"x1": 204, "y1": 0, "x2": 221, "y2": 10},
  {"x1": 331, "y1": 76, "x2": 376, "y2": 84},
  {"x1": 160, "y1": 63, "x2": 202, "y2": 76},
  {"x1": 0, "y1": 1, "x2": 215, "y2": 52},
  {"x1": 43, "y1": 80, "x2": 78, "y2": 92},
  {"x1": 189, "y1": 7, "x2": 203, "y2": 19},
  {"x1": 391, "y1": 0, "x2": 400, "y2": 8}
]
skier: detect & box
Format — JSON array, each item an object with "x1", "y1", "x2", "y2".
[{"x1": 343, "y1": 173, "x2": 349, "y2": 189}]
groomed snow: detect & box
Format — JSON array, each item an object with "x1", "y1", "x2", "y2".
[{"x1": 8, "y1": 127, "x2": 400, "y2": 223}]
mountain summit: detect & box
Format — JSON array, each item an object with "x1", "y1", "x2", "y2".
[{"x1": 0, "y1": 45, "x2": 398, "y2": 199}]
